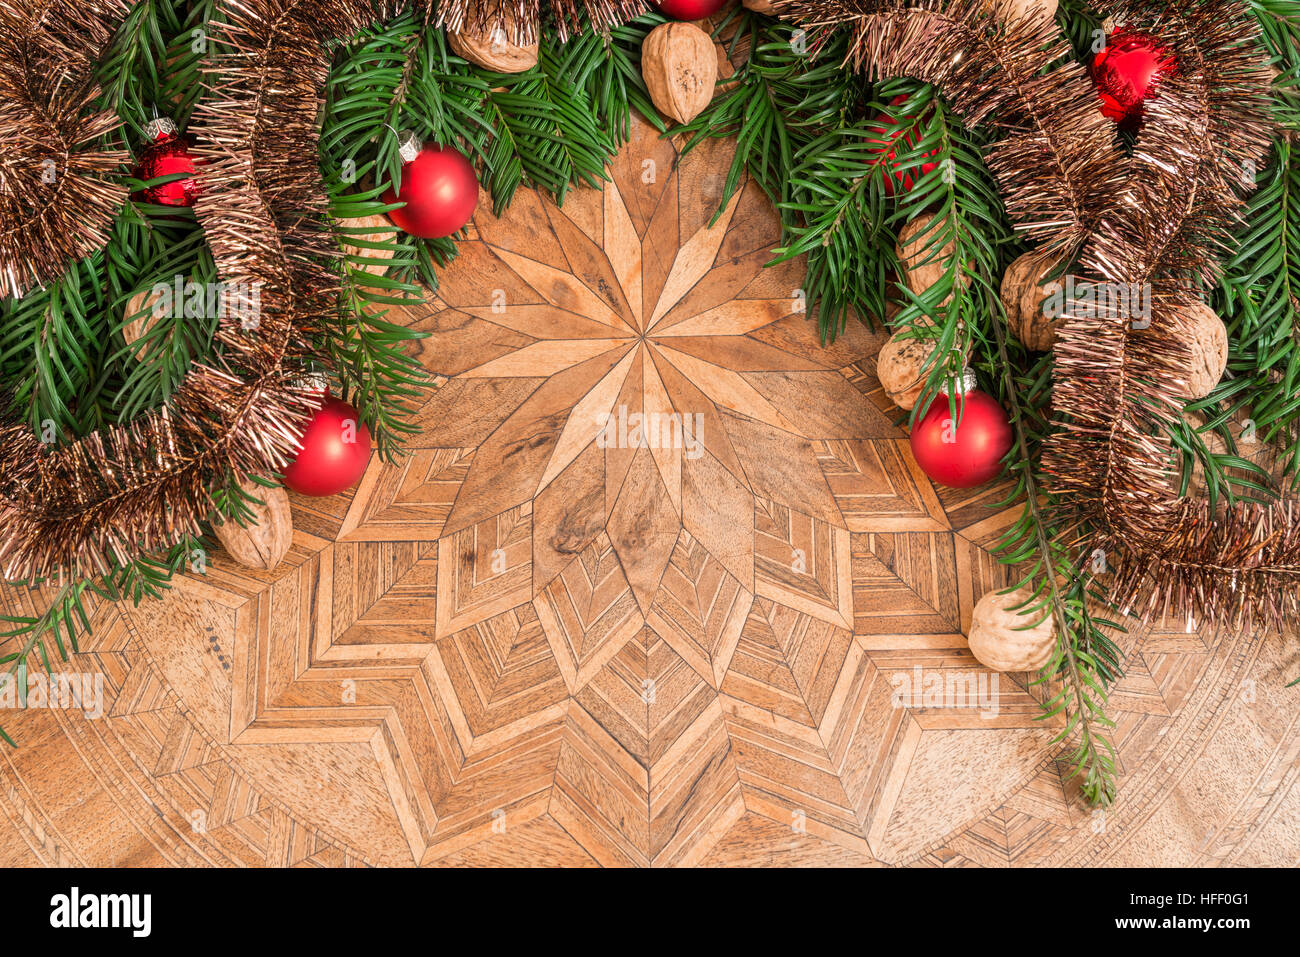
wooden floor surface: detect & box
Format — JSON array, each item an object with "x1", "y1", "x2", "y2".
[{"x1": 0, "y1": 114, "x2": 1297, "y2": 867}]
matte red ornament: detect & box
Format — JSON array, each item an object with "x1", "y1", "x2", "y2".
[
  {"x1": 1090, "y1": 28, "x2": 1178, "y2": 130},
  {"x1": 652, "y1": 0, "x2": 730, "y2": 18},
  {"x1": 909, "y1": 375, "x2": 1012, "y2": 489},
  {"x1": 864, "y1": 94, "x2": 940, "y2": 196},
  {"x1": 282, "y1": 397, "x2": 372, "y2": 497},
  {"x1": 381, "y1": 137, "x2": 478, "y2": 239},
  {"x1": 134, "y1": 117, "x2": 203, "y2": 208}
]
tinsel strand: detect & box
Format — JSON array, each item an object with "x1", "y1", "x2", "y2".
[
  {"x1": 0, "y1": 0, "x2": 132, "y2": 296},
  {"x1": 433, "y1": 0, "x2": 649, "y2": 44}
]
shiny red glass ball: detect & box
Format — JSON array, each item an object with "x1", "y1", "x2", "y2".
[
  {"x1": 381, "y1": 144, "x2": 478, "y2": 239},
  {"x1": 652, "y1": 0, "x2": 730, "y2": 19},
  {"x1": 134, "y1": 135, "x2": 203, "y2": 207},
  {"x1": 1091, "y1": 29, "x2": 1178, "y2": 130},
  {"x1": 909, "y1": 389, "x2": 1012, "y2": 489},
  {"x1": 865, "y1": 94, "x2": 940, "y2": 196},
  {"x1": 282, "y1": 397, "x2": 373, "y2": 497}
]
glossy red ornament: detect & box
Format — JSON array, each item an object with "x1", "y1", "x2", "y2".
[
  {"x1": 1090, "y1": 28, "x2": 1178, "y2": 130},
  {"x1": 134, "y1": 117, "x2": 203, "y2": 207},
  {"x1": 865, "y1": 94, "x2": 940, "y2": 196},
  {"x1": 909, "y1": 375, "x2": 1012, "y2": 489},
  {"x1": 282, "y1": 397, "x2": 372, "y2": 497},
  {"x1": 652, "y1": 0, "x2": 730, "y2": 18},
  {"x1": 381, "y1": 137, "x2": 478, "y2": 239}
]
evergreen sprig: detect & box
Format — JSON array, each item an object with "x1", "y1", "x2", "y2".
[
  {"x1": 678, "y1": 19, "x2": 876, "y2": 334},
  {"x1": 1209, "y1": 2, "x2": 1300, "y2": 498}
]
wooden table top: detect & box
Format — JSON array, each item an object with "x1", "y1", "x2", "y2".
[{"x1": 0, "y1": 114, "x2": 1296, "y2": 867}]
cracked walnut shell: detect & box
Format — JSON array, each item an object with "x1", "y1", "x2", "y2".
[
  {"x1": 966, "y1": 585, "x2": 1056, "y2": 673},
  {"x1": 896, "y1": 214, "x2": 963, "y2": 304},
  {"x1": 1171, "y1": 300, "x2": 1229, "y2": 400},
  {"x1": 122, "y1": 288, "x2": 167, "y2": 360}
]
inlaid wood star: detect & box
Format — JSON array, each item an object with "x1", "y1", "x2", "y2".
[{"x1": 414, "y1": 124, "x2": 910, "y2": 688}]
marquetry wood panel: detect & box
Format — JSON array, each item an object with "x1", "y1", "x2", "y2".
[{"x1": 0, "y1": 112, "x2": 1297, "y2": 868}]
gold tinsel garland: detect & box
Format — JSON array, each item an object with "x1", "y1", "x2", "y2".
[
  {"x1": 0, "y1": 0, "x2": 658, "y2": 583},
  {"x1": 434, "y1": 0, "x2": 650, "y2": 44},
  {"x1": 0, "y1": 0, "x2": 132, "y2": 297}
]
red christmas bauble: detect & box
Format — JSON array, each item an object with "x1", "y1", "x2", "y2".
[
  {"x1": 282, "y1": 397, "x2": 372, "y2": 497},
  {"x1": 865, "y1": 94, "x2": 940, "y2": 196},
  {"x1": 652, "y1": 0, "x2": 729, "y2": 18},
  {"x1": 1090, "y1": 28, "x2": 1178, "y2": 130},
  {"x1": 909, "y1": 385, "x2": 1012, "y2": 489},
  {"x1": 381, "y1": 144, "x2": 478, "y2": 239},
  {"x1": 134, "y1": 129, "x2": 203, "y2": 207}
]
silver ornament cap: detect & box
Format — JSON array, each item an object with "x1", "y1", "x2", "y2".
[
  {"x1": 396, "y1": 130, "x2": 421, "y2": 164},
  {"x1": 949, "y1": 367, "x2": 978, "y2": 396},
  {"x1": 286, "y1": 369, "x2": 330, "y2": 404},
  {"x1": 293, "y1": 370, "x2": 330, "y2": 394},
  {"x1": 144, "y1": 116, "x2": 178, "y2": 141}
]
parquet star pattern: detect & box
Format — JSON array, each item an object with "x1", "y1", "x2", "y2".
[{"x1": 0, "y1": 114, "x2": 1296, "y2": 869}]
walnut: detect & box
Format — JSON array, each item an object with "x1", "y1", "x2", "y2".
[
  {"x1": 337, "y1": 213, "x2": 399, "y2": 277},
  {"x1": 213, "y1": 482, "x2": 294, "y2": 570},
  {"x1": 896, "y1": 214, "x2": 961, "y2": 304},
  {"x1": 122, "y1": 288, "x2": 168, "y2": 359},
  {"x1": 989, "y1": 0, "x2": 1059, "y2": 22},
  {"x1": 641, "y1": 23, "x2": 718, "y2": 125},
  {"x1": 1171, "y1": 300, "x2": 1228, "y2": 399},
  {"x1": 966, "y1": 585, "x2": 1056, "y2": 673},
  {"x1": 448, "y1": 24, "x2": 538, "y2": 73},
  {"x1": 742, "y1": 0, "x2": 780, "y2": 12},
  {"x1": 876, "y1": 327, "x2": 935, "y2": 411},
  {"x1": 1000, "y1": 249, "x2": 1065, "y2": 352}
]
